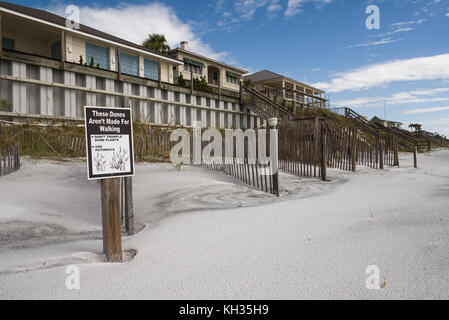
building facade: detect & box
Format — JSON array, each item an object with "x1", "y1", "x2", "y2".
[
  {"x1": 168, "y1": 42, "x2": 247, "y2": 95},
  {"x1": 244, "y1": 70, "x2": 326, "y2": 109},
  {"x1": 0, "y1": 2, "x2": 261, "y2": 129}
]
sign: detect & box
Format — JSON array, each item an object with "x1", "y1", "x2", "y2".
[{"x1": 84, "y1": 106, "x2": 134, "y2": 180}]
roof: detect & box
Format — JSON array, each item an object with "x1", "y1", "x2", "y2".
[
  {"x1": 169, "y1": 47, "x2": 248, "y2": 74},
  {"x1": 243, "y1": 70, "x2": 283, "y2": 82},
  {"x1": 244, "y1": 69, "x2": 324, "y2": 93},
  {"x1": 0, "y1": 1, "x2": 182, "y2": 65},
  {"x1": 370, "y1": 116, "x2": 403, "y2": 124}
]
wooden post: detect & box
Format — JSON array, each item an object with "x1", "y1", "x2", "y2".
[
  {"x1": 124, "y1": 176, "x2": 134, "y2": 235},
  {"x1": 413, "y1": 145, "x2": 418, "y2": 169},
  {"x1": 379, "y1": 140, "x2": 384, "y2": 170},
  {"x1": 101, "y1": 178, "x2": 123, "y2": 262},
  {"x1": 320, "y1": 120, "x2": 327, "y2": 181},
  {"x1": 351, "y1": 128, "x2": 356, "y2": 172},
  {"x1": 60, "y1": 30, "x2": 65, "y2": 69},
  {"x1": 0, "y1": 13, "x2": 3, "y2": 58},
  {"x1": 393, "y1": 139, "x2": 399, "y2": 167}
]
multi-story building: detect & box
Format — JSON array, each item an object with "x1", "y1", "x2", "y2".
[
  {"x1": 168, "y1": 41, "x2": 247, "y2": 97},
  {"x1": 0, "y1": 1, "x2": 261, "y2": 129},
  {"x1": 243, "y1": 70, "x2": 326, "y2": 109}
]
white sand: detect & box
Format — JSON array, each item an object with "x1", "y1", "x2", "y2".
[{"x1": 0, "y1": 150, "x2": 448, "y2": 299}]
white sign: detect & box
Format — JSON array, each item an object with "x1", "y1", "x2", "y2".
[{"x1": 84, "y1": 106, "x2": 135, "y2": 180}]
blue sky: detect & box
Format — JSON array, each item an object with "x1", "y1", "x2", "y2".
[{"x1": 12, "y1": 0, "x2": 449, "y2": 135}]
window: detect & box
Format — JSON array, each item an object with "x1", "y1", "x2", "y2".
[
  {"x1": 52, "y1": 69, "x2": 64, "y2": 84},
  {"x1": 144, "y1": 58, "x2": 159, "y2": 81},
  {"x1": 114, "y1": 80, "x2": 123, "y2": 93},
  {"x1": 186, "y1": 107, "x2": 192, "y2": 126},
  {"x1": 132, "y1": 84, "x2": 140, "y2": 96},
  {"x1": 161, "y1": 103, "x2": 168, "y2": 123},
  {"x1": 215, "y1": 111, "x2": 220, "y2": 128},
  {"x1": 75, "y1": 73, "x2": 86, "y2": 87},
  {"x1": 174, "y1": 105, "x2": 180, "y2": 124},
  {"x1": 148, "y1": 87, "x2": 155, "y2": 98},
  {"x1": 174, "y1": 92, "x2": 180, "y2": 102},
  {"x1": 86, "y1": 42, "x2": 110, "y2": 69},
  {"x1": 96, "y1": 77, "x2": 106, "y2": 90},
  {"x1": 184, "y1": 63, "x2": 202, "y2": 74},
  {"x1": 226, "y1": 71, "x2": 241, "y2": 85},
  {"x1": 226, "y1": 74, "x2": 240, "y2": 84},
  {"x1": 120, "y1": 52, "x2": 138, "y2": 76},
  {"x1": 51, "y1": 41, "x2": 61, "y2": 60},
  {"x1": 2, "y1": 37, "x2": 14, "y2": 50},
  {"x1": 26, "y1": 65, "x2": 39, "y2": 80},
  {"x1": 149, "y1": 102, "x2": 155, "y2": 123},
  {"x1": 161, "y1": 89, "x2": 168, "y2": 100},
  {"x1": 185, "y1": 94, "x2": 191, "y2": 104}
]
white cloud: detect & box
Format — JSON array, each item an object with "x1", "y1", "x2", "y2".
[
  {"x1": 404, "y1": 106, "x2": 449, "y2": 114},
  {"x1": 267, "y1": 0, "x2": 282, "y2": 14},
  {"x1": 391, "y1": 19, "x2": 426, "y2": 27},
  {"x1": 446, "y1": 13, "x2": 449, "y2": 17},
  {"x1": 285, "y1": 0, "x2": 333, "y2": 17},
  {"x1": 314, "y1": 53, "x2": 449, "y2": 92},
  {"x1": 50, "y1": 3, "x2": 228, "y2": 62},
  {"x1": 345, "y1": 37, "x2": 401, "y2": 48},
  {"x1": 334, "y1": 88, "x2": 449, "y2": 107},
  {"x1": 235, "y1": 0, "x2": 270, "y2": 19},
  {"x1": 367, "y1": 27, "x2": 414, "y2": 39}
]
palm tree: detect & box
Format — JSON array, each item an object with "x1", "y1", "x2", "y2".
[{"x1": 142, "y1": 34, "x2": 170, "y2": 53}]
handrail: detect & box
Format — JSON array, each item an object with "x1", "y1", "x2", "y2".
[{"x1": 241, "y1": 85, "x2": 298, "y2": 121}]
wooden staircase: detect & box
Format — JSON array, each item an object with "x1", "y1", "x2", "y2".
[
  {"x1": 338, "y1": 107, "x2": 430, "y2": 152},
  {"x1": 240, "y1": 85, "x2": 299, "y2": 124}
]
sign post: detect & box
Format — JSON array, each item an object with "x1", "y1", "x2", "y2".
[{"x1": 84, "y1": 106, "x2": 135, "y2": 262}]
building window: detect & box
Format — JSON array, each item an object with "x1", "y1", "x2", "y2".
[
  {"x1": 86, "y1": 42, "x2": 110, "y2": 69},
  {"x1": 2, "y1": 37, "x2": 14, "y2": 50},
  {"x1": 226, "y1": 71, "x2": 241, "y2": 85},
  {"x1": 120, "y1": 52, "x2": 139, "y2": 76},
  {"x1": 114, "y1": 80, "x2": 123, "y2": 93},
  {"x1": 148, "y1": 87, "x2": 155, "y2": 98},
  {"x1": 185, "y1": 94, "x2": 191, "y2": 104},
  {"x1": 184, "y1": 63, "x2": 202, "y2": 74},
  {"x1": 75, "y1": 73, "x2": 86, "y2": 87},
  {"x1": 132, "y1": 84, "x2": 140, "y2": 96},
  {"x1": 96, "y1": 77, "x2": 106, "y2": 91},
  {"x1": 161, "y1": 89, "x2": 168, "y2": 100},
  {"x1": 51, "y1": 41, "x2": 61, "y2": 60},
  {"x1": 144, "y1": 58, "x2": 159, "y2": 81}
]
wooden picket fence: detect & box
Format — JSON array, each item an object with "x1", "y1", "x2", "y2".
[
  {"x1": 278, "y1": 117, "x2": 327, "y2": 180},
  {"x1": 202, "y1": 128, "x2": 279, "y2": 196},
  {"x1": 0, "y1": 141, "x2": 20, "y2": 177},
  {"x1": 326, "y1": 123, "x2": 398, "y2": 171}
]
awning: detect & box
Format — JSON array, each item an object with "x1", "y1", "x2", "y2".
[
  {"x1": 183, "y1": 58, "x2": 205, "y2": 68},
  {"x1": 226, "y1": 71, "x2": 242, "y2": 78}
]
